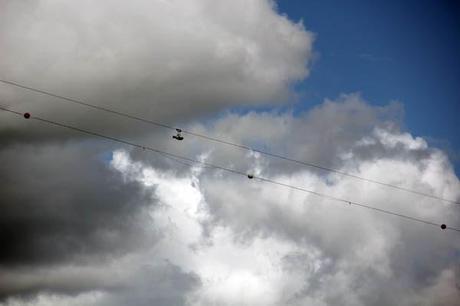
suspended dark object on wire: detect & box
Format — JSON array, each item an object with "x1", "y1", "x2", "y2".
[
  {"x1": 173, "y1": 128, "x2": 184, "y2": 141},
  {"x1": 23, "y1": 112, "x2": 30, "y2": 119}
]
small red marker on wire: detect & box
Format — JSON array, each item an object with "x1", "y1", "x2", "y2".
[{"x1": 23, "y1": 112, "x2": 31, "y2": 119}]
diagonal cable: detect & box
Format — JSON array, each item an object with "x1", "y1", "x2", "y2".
[{"x1": 1, "y1": 106, "x2": 458, "y2": 232}]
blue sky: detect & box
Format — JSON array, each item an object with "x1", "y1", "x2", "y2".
[{"x1": 277, "y1": 0, "x2": 460, "y2": 173}]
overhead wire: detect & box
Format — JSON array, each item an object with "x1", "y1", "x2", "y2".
[
  {"x1": 1, "y1": 78, "x2": 458, "y2": 205},
  {"x1": 0, "y1": 106, "x2": 458, "y2": 233}
]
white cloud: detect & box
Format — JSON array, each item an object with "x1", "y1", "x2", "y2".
[
  {"x1": 107, "y1": 105, "x2": 460, "y2": 304},
  {"x1": 0, "y1": 0, "x2": 313, "y2": 136}
]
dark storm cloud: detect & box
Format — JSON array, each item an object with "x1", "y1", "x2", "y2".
[{"x1": 0, "y1": 142, "x2": 158, "y2": 299}]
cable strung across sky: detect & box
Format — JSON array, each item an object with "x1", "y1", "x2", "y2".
[
  {"x1": 1, "y1": 78, "x2": 459, "y2": 205},
  {"x1": 0, "y1": 106, "x2": 458, "y2": 233}
]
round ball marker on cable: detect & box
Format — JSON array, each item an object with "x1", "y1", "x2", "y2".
[
  {"x1": 23, "y1": 112, "x2": 31, "y2": 119},
  {"x1": 440, "y1": 224, "x2": 447, "y2": 230}
]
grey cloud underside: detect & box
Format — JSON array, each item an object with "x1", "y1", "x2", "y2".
[
  {"x1": 1, "y1": 262, "x2": 201, "y2": 306},
  {"x1": 181, "y1": 95, "x2": 419, "y2": 177},
  {"x1": 98, "y1": 264, "x2": 201, "y2": 306}
]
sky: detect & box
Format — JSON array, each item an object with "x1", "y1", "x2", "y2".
[
  {"x1": 277, "y1": 0, "x2": 460, "y2": 173},
  {"x1": 0, "y1": 1, "x2": 459, "y2": 306}
]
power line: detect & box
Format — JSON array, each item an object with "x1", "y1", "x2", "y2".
[
  {"x1": 1, "y1": 78, "x2": 458, "y2": 205},
  {"x1": 1, "y1": 106, "x2": 458, "y2": 233}
]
